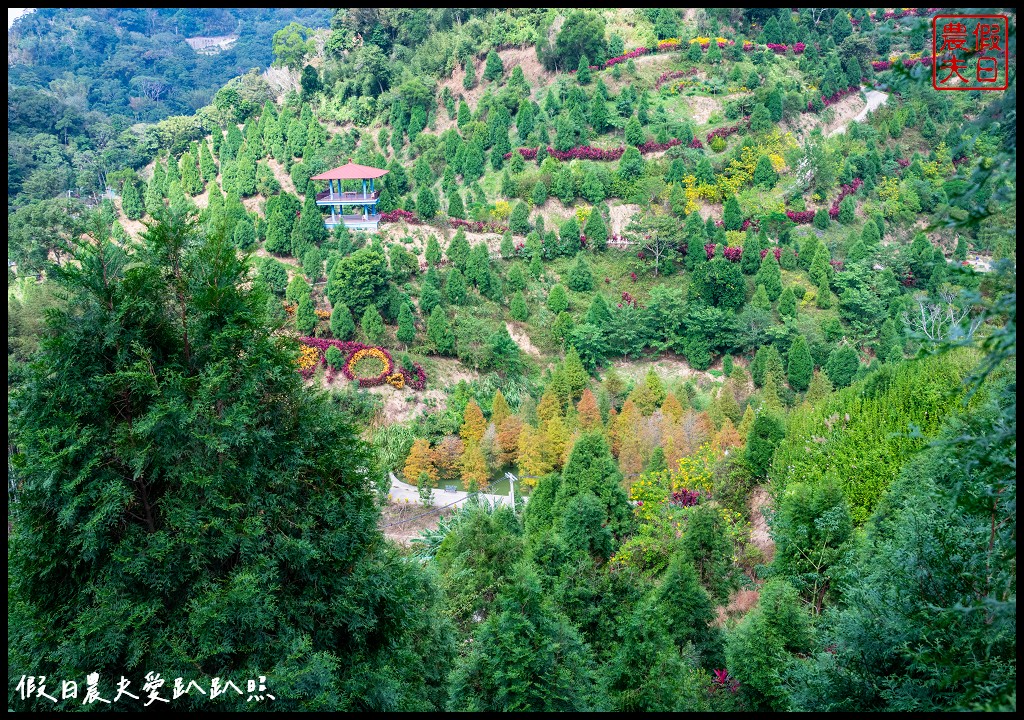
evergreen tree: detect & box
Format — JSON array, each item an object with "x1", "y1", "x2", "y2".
[
  {"x1": 824, "y1": 345, "x2": 859, "y2": 387},
  {"x1": 584, "y1": 207, "x2": 608, "y2": 251},
  {"x1": 722, "y1": 197, "x2": 743, "y2": 232},
  {"x1": 418, "y1": 187, "x2": 439, "y2": 220},
  {"x1": 815, "y1": 277, "x2": 833, "y2": 309},
  {"x1": 837, "y1": 196, "x2": 856, "y2": 224},
  {"x1": 445, "y1": 267, "x2": 468, "y2": 305},
  {"x1": 428, "y1": 306, "x2": 455, "y2": 355},
  {"x1": 447, "y1": 569, "x2": 606, "y2": 711},
  {"x1": 330, "y1": 301, "x2": 355, "y2": 339},
  {"x1": 787, "y1": 335, "x2": 813, "y2": 391},
  {"x1": 567, "y1": 254, "x2": 594, "y2": 291},
  {"x1": 121, "y1": 181, "x2": 143, "y2": 220},
  {"x1": 425, "y1": 235, "x2": 442, "y2": 266},
  {"x1": 726, "y1": 579, "x2": 811, "y2": 711},
  {"x1": 397, "y1": 303, "x2": 416, "y2": 347},
  {"x1": 625, "y1": 116, "x2": 645, "y2": 146},
  {"x1": 548, "y1": 284, "x2": 569, "y2": 314},
  {"x1": 510, "y1": 291, "x2": 529, "y2": 321},
  {"x1": 510, "y1": 201, "x2": 531, "y2": 235},
  {"x1": 766, "y1": 88, "x2": 784, "y2": 122},
  {"x1": 9, "y1": 215, "x2": 454, "y2": 712},
  {"x1": 446, "y1": 190, "x2": 465, "y2": 219},
  {"x1": 360, "y1": 305, "x2": 386, "y2": 344},
  {"x1": 751, "y1": 283, "x2": 771, "y2": 310},
  {"x1": 507, "y1": 264, "x2": 527, "y2": 292},
  {"x1": 777, "y1": 285, "x2": 797, "y2": 317},
  {"x1": 532, "y1": 180, "x2": 549, "y2": 206},
  {"x1": 576, "y1": 54, "x2": 592, "y2": 85},
  {"x1": 296, "y1": 293, "x2": 317, "y2": 335},
  {"x1": 754, "y1": 155, "x2": 778, "y2": 188},
  {"x1": 179, "y1": 151, "x2": 202, "y2": 195},
  {"x1": 446, "y1": 230, "x2": 471, "y2": 269},
  {"x1": 746, "y1": 410, "x2": 785, "y2": 477},
  {"x1": 755, "y1": 251, "x2": 783, "y2": 300},
  {"x1": 687, "y1": 41, "x2": 702, "y2": 62}
]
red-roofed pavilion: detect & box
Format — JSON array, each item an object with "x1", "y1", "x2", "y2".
[{"x1": 310, "y1": 161, "x2": 389, "y2": 231}]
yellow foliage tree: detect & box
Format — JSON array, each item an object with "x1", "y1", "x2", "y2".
[
  {"x1": 606, "y1": 406, "x2": 620, "y2": 455},
  {"x1": 536, "y1": 388, "x2": 562, "y2": 424},
  {"x1": 542, "y1": 416, "x2": 570, "y2": 471},
  {"x1": 517, "y1": 425, "x2": 551, "y2": 482},
  {"x1": 576, "y1": 388, "x2": 602, "y2": 430},
  {"x1": 490, "y1": 389, "x2": 511, "y2": 427},
  {"x1": 403, "y1": 438, "x2": 437, "y2": 482},
  {"x1": 459, "y1": 440, "x2": 489, "y2": 490},
  {"x1": 460, "y1": 398, "x2": 487, "y2": 444}
]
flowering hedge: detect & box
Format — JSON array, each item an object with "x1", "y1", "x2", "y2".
[
  {"x1": 548, "y1": 144, "x2": 625, "y2": 161},
  {"x1": 785, "y1": 210, "x2": 816, "y2": 224},
  {"x1": 764, "y1": 42, "x2": 806, "y2": 55},
  {"x1": 620, "y1": 291, "x2": 639, "y2": 308},
  {"x1": 830, "y1": 259, "x2": 845, "y2": 273},
  {"x1": 380, "y1": 209, "x2": 421, "y2": 225},
  {"x1": 295, "y1": 337, "x2": 427, "y2": 389},
  {"x1": 807, "y1": 85, "x2": 860, "y2": 112},
  {"x1": 760, "y1": 246, "x2": 782, "y2": 261},
  {"x1": 722, "y1": 246, "x2": 742, "y2": 262},
  {"x1": 638, "y1": 138, "x2": 682, "y2": 153},
  {"x1": 706, "y1": 120, "x2": 747, "y2": 143},
  {"x1": 689, "y1": 138, "x2": 705, "y2": 149},
  {"x1": 657, "y1": 38, "x2": 681, "y2": 52},
  {"x1": 828, "y1": 177, "x2": 863, "y2": 219},
  {"x1": 704, "y1": 243, "x2": 717, "y2": 260},
  {"x1": 601, "y1": 46, "x2": 650, "y2": 69}
]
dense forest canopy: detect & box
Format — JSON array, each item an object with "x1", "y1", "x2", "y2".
[{"x1": 8, "y1": 6, "x2": 1016, "y2": 713}]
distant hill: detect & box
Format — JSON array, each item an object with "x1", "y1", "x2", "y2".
[{"x1": 7, "y1": 8, "x2": 330, "y2": 122}]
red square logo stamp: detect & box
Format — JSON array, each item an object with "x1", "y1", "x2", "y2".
[{"x1": 933, "y1": 14, "x2": 1009, "y2": 90}]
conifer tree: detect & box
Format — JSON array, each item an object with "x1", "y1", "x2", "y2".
[
  {"x1": 815, "y1": 277, "x2": 833, "y2": 309},
  {"x1": 824, "y1": 345, "x2": 860, "y2": 388},
  {"x1": 754, "y1": 154, "x2": 778, "y2": 188},
  {"x1": 746, "y1": 410, "x2": 785, "y2": 477},
  {"x1": 447, "y1": 568, "x2": 605, "y2": 711},
  {"x1": 446, "y1": 229, "x2": 471, "y2": 269},
  {"x1": 577, "y1": 389, "x2": 602, "y2": 429},
  {"x1": 425, "y1": 235, "x2": 442, "y2": 266},
  {"x1": 562, "y1": 345, "x2": 590, "y2": 400},
  {"x1": 360, "y1": 305, "x2": 386, "y2": 344},
  {"x1": 756, "y1": 251, "x2": 783, "y2": 300},
  {"x1": 517, "y1": 425, "x2": 552, "y2": 477},
  {"x1": 751, "y1": 283, "x2": 771, "y2": 310},
  {"x1": 741, "y1": 230, "x2": 765, "y2": 274},
  {"x1": 404, "y1": 438, "x2": 438, "y2": 481},
  {"x1": 576, "y1": 54, "x2": 592, "y2": 85},
  {"x1": 547, "y1": 284, "x2": 569, "y2": 314},
  {"x1": 460, "y1": 399, "x2": 487, "y2": 444},
  {"x1": 510, "y1": 291, "x2": 529, "y2": 321},
  {"x1": 459, "y1": 440, "x2": 489, "y2": 490},
  {"x1": 397, "y1": 303, "x2": 416, "y2": 347},
  {"x1": 532, "y1": 180, "x2": 548, "y2": 206},
  {"x1": 777, "y1": 285, "x2": 797, "y2": 317},
  {"x1": 787, "y1": 335, "x2": 813, "y2": 391},
  {"x1": 490, "y1": 389, "x2": 511, "y2": 428},
  {"x1": 330, "y1": 301, "x2": 355, "y2": 339},
  {"x1": 9, "y1": 214, "x2": 454, "y2": 712},
  {"x1": 121, "y1": 180, "x2": 143, "y2": 220},
  {"x1": 445, "y1": 268, "x2": 467, "y2": 305},
  {"x1": 179, "y1": 151, "x2": 202, "y2": 195},
  {"x1": 428, "y1": 306, "x2": 455, "y2": 355},
  {"x1": 723, "y1": 195, "x2": 743, "y2": 231}
]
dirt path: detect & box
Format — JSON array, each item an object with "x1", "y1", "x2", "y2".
[
  {"x1": 506, "y1": 321, "x2": 541, "y2": 356},
  {"x1": 748, "y1": 486, "x2": 774, "y2": 563},
  {"x1": 829, "y1": 87, "x2": 889, "y2": 136}
]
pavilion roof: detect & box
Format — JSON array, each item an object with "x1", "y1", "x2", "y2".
[{"x1": 310, "y1": 161, "x2": 388, "y2": 180}]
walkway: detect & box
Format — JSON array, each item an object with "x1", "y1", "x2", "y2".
[
  {"x1": 829, "y1": 86, "x2": 889, "y2": 136},
  {"x1": 387, "y1": 472, "x2": 522, "y2": 509}
]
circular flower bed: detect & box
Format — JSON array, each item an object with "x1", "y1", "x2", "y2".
[
  {"x1": 294, "y1": 337, "x2": 429, "y2": 390},
  {"x1": 346, "y1": 347, "x2": 393, "y2": 386}
]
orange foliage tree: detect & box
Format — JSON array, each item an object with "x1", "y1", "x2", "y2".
[
  {"x1": 432, "y1": 435, "x2": 464, "y2": 482},
  {"x1": 576, "y1": 388, "x2": 602, "y2": 430},
  {"x1": 496, "y1": 415, "x2": 524, "y2": 467}
]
